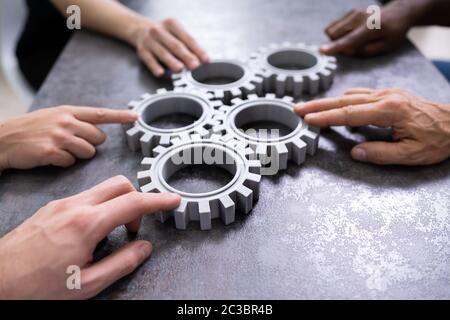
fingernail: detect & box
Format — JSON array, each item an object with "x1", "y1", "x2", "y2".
[
  {"x1": 352, "y1": 148, "x2": 366, "y2": 162},
  {"x1": 128, "y1": 111, "x2": 138, "y2": 119},
  {"x1": 176, "y1": 63, "x2": 184, "y2": 72},
  {"x1": 320, "y1": 44, "x2": 332, "y2": 53},
  {"x1": 168, "y1": 193, "x2": 181, "y2": 201},
  {"x1": 294, "y1": 103, "x2": 304, "y2": 111},
  {"x1": 190, "y1": 59, "x2": 200, "y2": 69},
  {"x1": 139, "y1": 242, "x2": 152, "y2": 258},
  {"x1": 201, "y1": 53, "x2": 209, "y2": 63}
]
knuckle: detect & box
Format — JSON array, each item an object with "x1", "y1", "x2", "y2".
[
  {"x1": 57, "y1": 114, "x2": 75, "y2": 127},
  {"x1": 94, "y1": 109, "x2": 107, "y2": 120},
  {"x1": 69, "y1": 209, "x2": 94, "y2": 230},
  {"x1": 149, "y1": 24, "x2": 163, "y2": 36},
  {"x1": 162, "y1": 17, "x2": 176, "y2": 27},
  {"x1": 45, "y1": 199, "x2": 68, "y2": 212},
  {"x1": 50, "y1": 128, "x2": 68, "y2": 142},
  {"x1": 114, "y1": 175, "x2": 135, "y2": 192},
  {"x1": 56, "y1": 105, "x2": 72, "y2": 113},
  {"x1": 386, "y1": 94, "x2": 409, "y2": 111},
  {"x1": 43, "y1": 144, "x2": 60, "y2": 158}
]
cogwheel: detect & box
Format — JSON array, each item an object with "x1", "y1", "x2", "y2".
[
  {"x1": 212, "y1": 94, "x2": 319, "y2": 175},
  {"x1": 249, "y1": 42, "x2": 337, "y2": 97},
  {"x1": 172, "y1": 57, "x2": 264, "y2": 104},
  {"x1": 137, "y1": 134, "x2": 262, "y2": 230},
  {"x1": 124, "y1": 87, "x2": 222, "y2": 156}
]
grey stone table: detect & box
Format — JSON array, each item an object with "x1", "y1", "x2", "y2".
[{"x1": 1, "y1": 0, "x2": 450, "y2": 299}]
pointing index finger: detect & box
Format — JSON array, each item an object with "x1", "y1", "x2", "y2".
[
  {"x1": 69, "y1": 107, "x2": 138, "y2": 124},
  {"x1": 304, "y1": 102, "x2": 394, "y2": 128},
  {"x1": 295, "y1": 94, "x2": 376, "y2": 116}
]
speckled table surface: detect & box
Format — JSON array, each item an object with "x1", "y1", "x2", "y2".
[{"x1": 1, "y1": 0, "x2": 450, "y2": 299}]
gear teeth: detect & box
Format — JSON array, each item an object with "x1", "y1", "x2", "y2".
[
  {"x1": 128, "y1": 100, "x2": 140, "y2": 109},
  {"x1": 282, "y1": 96, "x2": 294, "y2": 103},
  {"x1": 137, "y1": 170, "x2": 152, "y2": 186},
  {"x1": 248, "y1": 160, "x2": 262, "y2": 174},
  {"x1": 301, "y1": 129, "x2": 319, "y2": 155},
  {"x1": 157, "y1": 211, "x2": 172, "y2": 223},
  {"x1": 244, "y1": 172, "x2": 261, "y2": 198},
  {"x1": 275, "y1": 143, "x2": 289, "y2": 170},
  {"x1": 306, "y1": 73, "x2": 320, "y2": 95},
  {"x1": 137, "y1": 137, "x2": 261, "y2": 230},
  {"x1": 219, "y1": 195, "x2": 235, "y2": 225},
  {"x1": 291, "y1": 139, "x2": 307, "y2": 165},
  {"x1": 141, "y1": 157, "x2": 154, "y2": 168},
  {"x1": 215, "y1": 95, "x2": 319, "y2": 175},
  {"x1": 198, "y1": 200, "x2": 212, "y2": 230},
  {"x1": 124, "y1": 88, "x2": 222, "y2": 156},
  {"x1": 140, "y1": 181, "x2": 158, "y2": 193},
  {"x1": 236, "y1": 185, "x2": 253, "y2": 214},
  {"x1": 248, "y1": 42, "x2": 337, "y2": 97},
  {"x1": 152, "y1": 145, "x2": 167, "y2": 157},
  {"x1": 126, "y1": 126, "x2": 143, "y2": 152},
  {"x1": 140, "y1": 132, "x2": 155, "y2": 156},
  {"x1": 174, "y1": 200, "x2": 190, "y2": 230},
  {"x1": 171, "y1": 58, "x2": 260, "y2": 104}
]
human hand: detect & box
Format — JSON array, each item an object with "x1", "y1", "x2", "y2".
[
  {"x1": 0, "y1": 106, "x2": 137, "y2": 172},
  {"x1": 321, "y1": 0, "x2": 417, "y2": 56},
  {"x1": 295, "y1": 88, "x2": 450, "y2": 165},
  {"x1": 132, "y1": 17, "x2": 209, "y2": 77},
  {"x1": 0, "y1": 175, "x2": 181, "y2": 299}
]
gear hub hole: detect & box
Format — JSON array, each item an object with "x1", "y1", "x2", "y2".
[
  {"x1": 141, "y1": 97, "x2": 203, "y2": 129},
  {"x1": 234, "y1": 103, "x2": 300, "y2": 139},
  {"x1": 162, "y1": 145, "x2": 238, "y2": 194},
  {"x1": 191, "y1": 62, "x2": 245, "y2": 85},
  {"x1": 267, "y1": 50, "x2": 317, "y2": 70}
]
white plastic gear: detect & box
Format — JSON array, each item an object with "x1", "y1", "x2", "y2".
[
  {"x1": 137, "y1": 134, "x2": 262, "y2": 230},
  {"x1": 249, "y1": 42, "x2": 337, "y2": 98},
  {"x1": 124, "y1": 87, "x2": 222, "y2": 156},
  {"x1": 172, "y1": 57, "x2": 264, "y2": 104},
  {"x1": 212, "y1": 94, "x2": 319, "y2": 175}
]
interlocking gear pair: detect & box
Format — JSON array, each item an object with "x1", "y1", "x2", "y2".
[{"x1": 124, "y1": 42, "x2": 337, "y2": 230}]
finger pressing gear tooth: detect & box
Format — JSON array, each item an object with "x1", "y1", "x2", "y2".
[
  {"x1": 212, "y1": 94, "x2": 319, "y2": 175},
  {"x1": 137, "y1": 134, "x2": 262, "y2": 230},
  {"x1": 124, "y1": 88, "x2": 222, "y2": 156},
  {"x1": 249, "y1": 42, "x2": 337, "y2": 97}
]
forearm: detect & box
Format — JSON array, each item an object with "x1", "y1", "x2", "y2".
[
  {"x1": 50, "y1": 0, "x2": 151, "y2": 47},
  {"x1": 390, "y1": 0, "x2": 450, "y2": 27}
]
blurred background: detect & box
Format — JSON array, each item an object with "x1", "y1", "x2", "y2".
[{"x1": 1, "y1": 0, "x2": 450, "y2": 121}]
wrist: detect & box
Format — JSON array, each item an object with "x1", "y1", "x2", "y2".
[{"x1": 391, "y1": 0, "x2": 434, "y2": 26}]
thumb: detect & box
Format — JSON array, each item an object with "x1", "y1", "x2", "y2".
[
  {"x1": 80, "y1": 240, "x2": 152, "y2": 298},
  {"x1": 351, "y1": 141, "x2": 411, "y2": 165}
]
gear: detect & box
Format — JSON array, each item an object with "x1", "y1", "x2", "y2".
[
  {"x1": 137, "y1": 134, "x2": 262, "y2": 230},
  {"x1": 212, "y1": 94, "x2": 319, "y2": 175},
  {"x1": 124, "y1": 88, "x2": 222, "y2": 156},
  {"x1": 248, "y1": 42, "x2": 337, "y2": 97},
  {"x1": 172, "y1": 58, "x2": 263, "y2": 104}
]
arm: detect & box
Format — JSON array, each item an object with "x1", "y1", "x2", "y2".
[
  {"x1": 50, "y1": 0, "x2": 209, "y2": 76},
  {"x1": 0, "y1": 176, "x2": 181, "y2": 299},
  {"x1": 322, "y1": 0, "x2": 450, "y2": 56},
  {"x1": 295, "y1": 88, "x2": 450, "y2": 165}
]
